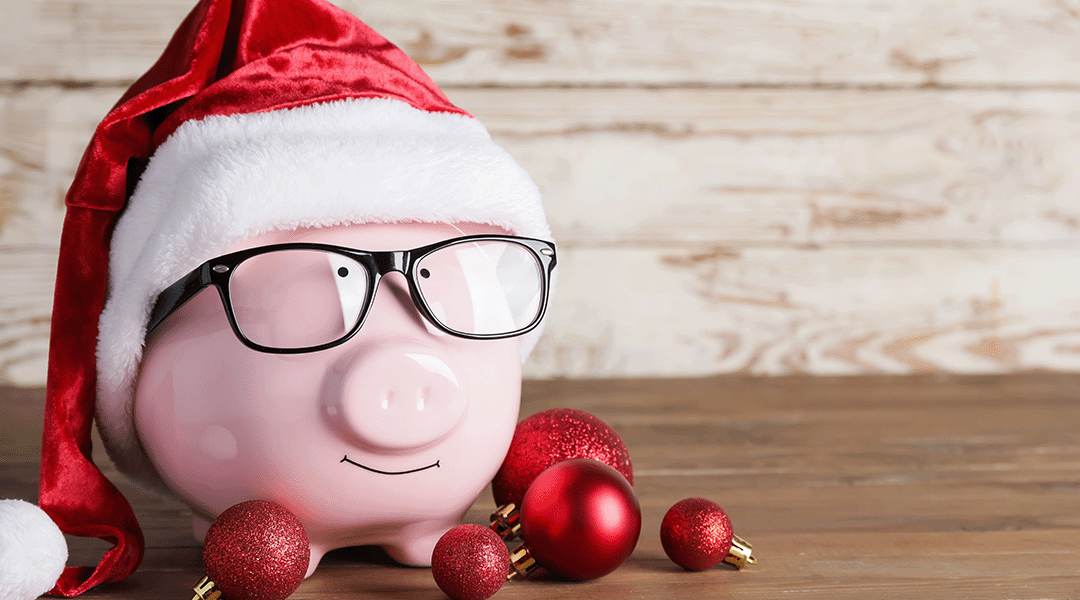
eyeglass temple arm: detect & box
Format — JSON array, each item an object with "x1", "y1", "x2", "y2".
[{"x1": 145, "y1": 264, "x2": 213, "y2": 335}]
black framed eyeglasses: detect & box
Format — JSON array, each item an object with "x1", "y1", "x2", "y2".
[{"x1": 146, "y1": 235, "x2": 557, "y2": 354}]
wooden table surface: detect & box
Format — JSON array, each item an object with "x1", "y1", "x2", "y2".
[{"x1": 3, "y1": 373, "x2": 1079, "y2": 599}]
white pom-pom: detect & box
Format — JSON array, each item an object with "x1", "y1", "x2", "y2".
[{"x1": 0, "y1": 499, "x2": 68, "y2": 600}]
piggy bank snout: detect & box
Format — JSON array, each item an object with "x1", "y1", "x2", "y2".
[{"x1": 333, "y1": 345, "x2": 468, "y2": 451}]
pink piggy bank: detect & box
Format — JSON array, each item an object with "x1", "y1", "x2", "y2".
[
  {"x1": 36, "y1": 0, "x2": 557, "y2": 595},
  {"x1": 132, "y1": 221, "x2": 554, "y2": 575}
]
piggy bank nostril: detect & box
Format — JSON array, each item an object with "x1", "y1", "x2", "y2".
[{"x1": 332, "y1": 345, "x2": 468, "y2": 451}]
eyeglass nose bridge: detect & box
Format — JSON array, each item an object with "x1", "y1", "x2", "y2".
[
  {"x1": 362, "y1": 250, "x2": 434, "y2": 334},
  {"x1": 371, "y1": 250, "x2": 410, "y2": 276}
]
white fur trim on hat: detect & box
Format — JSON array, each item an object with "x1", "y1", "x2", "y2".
[{"x1": 96, "y1": 97, "x2": 551, "y2": 496}]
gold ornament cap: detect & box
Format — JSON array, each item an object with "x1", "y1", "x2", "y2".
[
  {"x1": 192, "y1": 575, "x2": 222, "y2": 600},
  {"x1": 724, "y1": 535, "x2": 757, "y2": 569},
  {"x1": 490, "y1": 503, "x2": 522, "y2": 540},
  {"x1": 508, "y1": 543, "x2": 540, "y2": 580}
]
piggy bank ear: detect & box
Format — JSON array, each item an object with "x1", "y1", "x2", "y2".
[{"x1": 0, "y1": 499, "x2": 68, "y2": 599}]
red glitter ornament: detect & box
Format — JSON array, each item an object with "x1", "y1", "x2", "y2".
[
  {"x1": 492, "y1": 408, "x2": 633, "y2": 508},
  {"x1": 660, "y1": 498, "x2": 755, "y2": 571},
  {"x1": 430, "y1": 524, "x2": 511, "y2": 600},
  {"x1": 513, "y1": 459, "x2": 640, "y2": 581},
  {"x1": 198, "y1": 500, "x2": 310, "y2": 600}
]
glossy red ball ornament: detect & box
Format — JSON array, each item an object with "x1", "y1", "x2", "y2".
[
  {"x1": 660, "y1": 498, "x2": 755, "y2": 571},
  {"x1": 492, "y1": 408, "x2": 633, "y2": 508},
  {"x1": 431, "y1": 524, "x2": 511, "y2": 600},
  {"x1": 518, "y1": 458, "x2": 641, "y2": 581},
  {"x1": 201, "y1": 500, "x2": 310, "y2": 600}
]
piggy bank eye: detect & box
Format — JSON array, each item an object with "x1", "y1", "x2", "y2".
[
  {"x1": 419, "y1": 268, "x2": 431, "y2": 279},
  {"x1": 337, "y1": 266, "x2": 350, "y2": 277}
]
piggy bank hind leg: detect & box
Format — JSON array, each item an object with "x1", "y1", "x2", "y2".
[{"x1": 383, "y1": 519, "x2": 461, "y2": 566}]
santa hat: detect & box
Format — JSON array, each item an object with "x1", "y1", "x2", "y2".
[{"x1": 28, "y1": 0, "x2": 551, "y2": 596}]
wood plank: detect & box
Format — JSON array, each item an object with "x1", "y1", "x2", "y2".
[
  {"x1": 528, "y1": 246, "x2": 1080, "y2": 378},
  {"x1": 0, "y1": 86, "x2": 110, "y2": 246},
  {"x1": 5, "y1": 1, "x2": 1080, "y2": 87},
  {"x1": 483, "y1": 88, "x2": 1080, "y2": 247},
  {"x1": 3, "y1": 245, "x2": 1080, "y2": 382},
  {"x1": 519, "y1": 371, "x2": 1080, "y2": 412},
  {"x1": 4, "y1": 375, "x2": 1079, "y2": 598},
  {"x1": 0, "y1": 249, "x2": 54, "y2": 387},
  {"x1": 5, "y1": 86, "x2": 1080, "y2": 248}
]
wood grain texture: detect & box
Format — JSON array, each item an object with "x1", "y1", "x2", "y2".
[
  {"x1": 0, "y1": 250, "x2": 54, "y2": 386},
  {"x1": 6, "y1": 0, "x2": 1080, "y2": 86},
  {"x1": 0, "y1": 86, "x2": 112, "y2": 246},
  {"x1": 537, "y1": 246, "x2": 1080, "y2": 377},
  {"x1": 481, "y1": 88, "x2": 1080, "y2": 247},
  {"x1": 6, "y1": 85, "x2": 1080, "y2": 248},
  {"x1": 3, "y1": 374, "x2": 1079, "y2": 598}
]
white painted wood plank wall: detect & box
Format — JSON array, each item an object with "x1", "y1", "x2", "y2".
[{"x1": 2, "y1": 0, "x2": 1080, "y2": 385}]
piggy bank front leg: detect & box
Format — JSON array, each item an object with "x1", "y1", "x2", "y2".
[
  {"x1": 384, "y1": 518, "x2": 462, "y2": 566},
  {"x1": 305, "y1": 543, "x2": 330, "y2": 578}
]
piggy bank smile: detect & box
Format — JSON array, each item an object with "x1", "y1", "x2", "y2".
[{"x1": 340, "y1": 455, "x2": 441, "y2": 475}]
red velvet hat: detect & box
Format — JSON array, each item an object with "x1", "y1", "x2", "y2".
[{"x1": 31, "y1": 0, "x2": 550, "y2": 596}]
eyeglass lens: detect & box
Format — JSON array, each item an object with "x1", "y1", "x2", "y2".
[
  {"x1": 226, "y1": 240, "x2": 544, "y2": 349},
  {"x1": 230, "y1": 249, "x2": 370, "y2": 349},
  {"x1": 414, "y1": 239, "x2": 543, "y2": 336}
]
